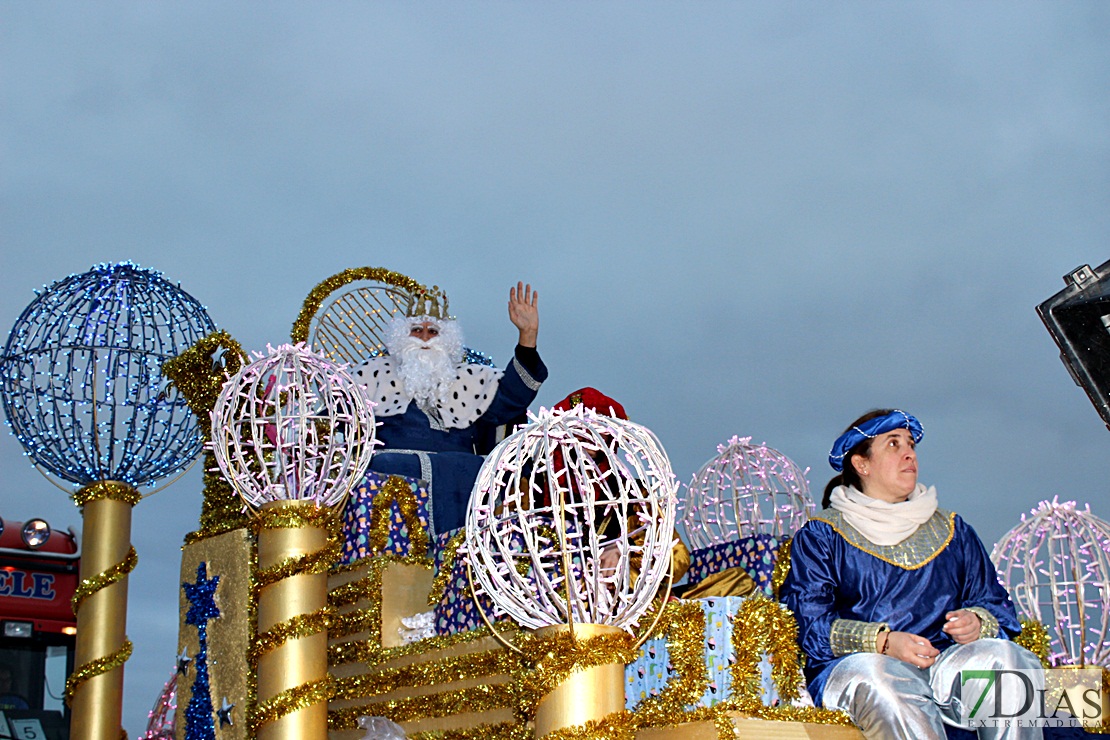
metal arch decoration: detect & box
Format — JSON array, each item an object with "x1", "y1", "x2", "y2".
[
  {"x1": 290, "y1": 267, "x2": 425, "y2": 364},
  {"x1": 681, "y1": 436, "x2": 814, "y2": 550},
  {"x1": 0, "y1": 262, "x2": 217, "y2": 489}
]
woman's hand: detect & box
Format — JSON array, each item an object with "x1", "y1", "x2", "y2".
[
  {"x1": 942, "y1": 609, "x2": 982, "y2": 644},
  {"x1": 878, "y1": 631, "x2": 939, "y2": 668},
  {"x1": 508, "y1": 282, "x2": 539, "y2": 348}
]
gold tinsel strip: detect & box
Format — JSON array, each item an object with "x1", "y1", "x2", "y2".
[
  {"x1": 728, "y1": 595, "x2": 803, "y2": 707},
  {"x1": 71, "y1": 545, "x2": 138, "y2": 613},
  {"x1": 291, "y1": 267, "x2": 425, "y2": 344},
  {"x1": 249, "y1": 607, "x2": 335, "y2": 666},
  {"x1": 329, "y1": 573, "x2": 378, "y2": 608},
  {"x1": 185, "y1": 460, "x2": 251, "y2": 545},
  {"x1": 329, "y1": 620, "x2": 496, "y2": 666},
  {"x1": 369, "y1": 475, "x2": 429, "y2": 558},
  {"x1": 409, "y1": 721, "x2": 531, "y2": 740},
  {"x1": 162, "y1": 330, "x2": 247, "y2": 438},
  {"x1": 632, "y1": 600, "x2": 709, "y2": 727},
  {"x1": 253, "y1": 542, "x2": 341, "y2": 595},
  {"x1": 253, "y1": 503, "x2": 340, "y2": 532},
  {"x1": 771, "y1": 537, "x2": 792, "y2": 599},
  {"x1": 73, "y1": 480, "x2": 141, "y2": 507},
  {"x1": 64, "y1": 638, "x2": 133, "y2": 706},
  {"x1": 428, "y1": 530, "x2": 466, "y2": 606},
  {"x1": 1015, "y1": 618, "x2": 1051, "y2": 668},
  {"x1": 325, "y1": 553, "x2": 434, "y2": 662},
  {"x1": 329, "y1": 683, "x2": 517, "y2": 729},
  {"x1": 248, "y1": 675, "x2": 335, "y2": 735},
  {"x1": 511, "y1": 631, "x2": 639, "y2": 719},
  {"x1": 333, "y1": 648, "x2": 519, "y2": 701},
  {"x1": 541, "y1": 710, "x2": 637, "y2": 740}
]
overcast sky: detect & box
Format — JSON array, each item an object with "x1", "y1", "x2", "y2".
[{"x1": 3, "y1": 3, "x2": 1110, "y2": 733}]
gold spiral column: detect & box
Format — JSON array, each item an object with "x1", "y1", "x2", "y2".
[
  {"x1": 534, "y1": 624, "x2": 627, "y2": 738},
  {"x1": 250, "y1": 501, "x2": 336, "y2": 740},
  {"x1": 66, "y1": 481, "x2": 140, "y2": 740}
]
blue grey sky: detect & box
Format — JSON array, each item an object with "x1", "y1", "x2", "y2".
[{"x1": 3, "y1": 3, "x2": 1110, "y2": 733}]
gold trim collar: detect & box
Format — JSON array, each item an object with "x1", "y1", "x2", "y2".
[{"x1": 810, "y1": 508, "x2": 955, "y2": 570}]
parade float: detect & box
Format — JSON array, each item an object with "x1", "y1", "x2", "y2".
[{"x1": 1, "y1": 264, "x2": 1108, "y2": 739}]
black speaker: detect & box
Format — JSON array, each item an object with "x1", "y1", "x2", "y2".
[{"x1": 1037, "y1": 259, "x2": 1110, "y2": 431}]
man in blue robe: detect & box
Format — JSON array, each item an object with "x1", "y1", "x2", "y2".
[{"x1": 353, "y1": 282, "x2": 545, "y2": 534}]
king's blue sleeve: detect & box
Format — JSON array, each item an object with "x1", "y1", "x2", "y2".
[
  {"x1": 479, "y1": 345, "x2": 548, "y2": 426},
  {"x1": 954, "y1": 515, "x2": 1022, "y2": 639},
  {"x1": 780, "y1": 521, "x2": 841, "y2": 664}
]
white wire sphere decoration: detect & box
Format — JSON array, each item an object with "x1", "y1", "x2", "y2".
[
  {"x1": 209, "y1": 343, "x2": 377, "y2": 510},
  {"x1": 991, "y1": 498, "x2": 1110, "y2": 667},
  {"x1": 681, "y1": 436, "x2": 814, "y2": 550},
  {"x1": 465, "y1": 405, "x2": 678, "y2": 632}
]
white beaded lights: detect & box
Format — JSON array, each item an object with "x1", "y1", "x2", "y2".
[
  {"x1": 209, "y1": 343, "x2": 377, "y2": 509},
  {"x1": 465, "y1": 405, "x2": 678, "y2": 632},
  {"x1": 681, "y1": 436, "x2": 813, "y2": 550},
  {"x1": 991, "y1": 498, "x2": 1110, "y2": 667}
]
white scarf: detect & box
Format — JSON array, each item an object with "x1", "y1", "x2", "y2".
[{"x1": 828, "y1": 484, "x2": 938, "y2": 546}]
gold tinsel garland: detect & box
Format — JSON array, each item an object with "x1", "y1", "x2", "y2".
[
  {"x1": 409, "y1": 720, "x2": 531, "y2": 740},
  {"x1": 253, "y1": 502, "x2": 340, "y2": 532},
  {"x1": 64, "y1": 638, "x2": 133, "y2": 706},
  {"x1": 630, "y1": 600, "x2": 709, "y2": 727},
  {"x1": 1015, "y1": 618, "x2": 1051, "y2": 667},
  {"x1": 428, "y1": 531, "x2": 466, "y2": 606},
  {"x1": 770, "y1": 537, "x2": 792, "y2": 599},
  {"x1": 326, "y1": 553, "x2": 434, "y2": 661},
  {"x1": 729, "y1": 595, "x2": 802, "y2": 706},
  {"x1": 72, "y1": 480, "x2": 142, "y2": 507},
  {"x1": 290, "y1": 267, "x2": 425, "y2": 344},
  {"x1": 541, "y1": 710, "x2": 637, "y2": 740},
  {"x1": 510, "y1": 630, "x2": 639, "y2": 720},
  {"x1": 370, "y1": 475, "x2": 429, "y2": 558},
  {"x1": 249, "y1": 607, "x2": 336, "y2": 665},
  {"x1": 330, "y1": 683, "x2": 518, "y2": 729},
  {"x1": 162, "y1": 331, "x2": 252, "y2": 543},
  {"x1": 332, "y1": 648, "x2": 518, "y2": 702},
  {"x1": 247, "y1": 675, "x2": 336, "y2": 735},
  {"x1": 71, "y1": 545, "x2": 138, "y2": 613},
  {"x1": 162, "y1": 330, "x2": 247, "y2": 437}
]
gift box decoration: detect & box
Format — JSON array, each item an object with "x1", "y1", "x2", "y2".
[{"x1": 685, "y1": 534, "x2": 781, "y2": 596}]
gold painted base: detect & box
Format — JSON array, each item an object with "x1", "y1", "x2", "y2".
[{"x1": 534, "y1": 624, "x2": 627, "y2": 738}]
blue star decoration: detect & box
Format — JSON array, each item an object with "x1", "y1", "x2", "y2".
[
  {"x1": 216, "y1": 697, "x2": 234, "y2": 727},
  {"x1": 177, "y1": 648, "x2": 192, "y2": 676},
  {"x1": 183, "y1": 562, "x2": 221, "y2": 740}
]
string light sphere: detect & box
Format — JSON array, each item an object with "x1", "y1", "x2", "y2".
[
  {"x1": 465, "y1": 405, "x2": 678, "y2": 632},
  {"x1": 681, "y1": 436, "x2": 814, "y2": 550},
  {"x1": 0, "y1": 262, "x2": 216, "y2": 488},
  {"x1": 991, "y1": 498, "x2": 1110, "y2": 667},
  {"x1": 209, "y1": 343, "x2": 376, "y2": 509}
]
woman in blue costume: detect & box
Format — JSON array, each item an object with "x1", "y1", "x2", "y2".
[{"x1": 780, "y1": 409, "x2": 1044, "y2": 739}]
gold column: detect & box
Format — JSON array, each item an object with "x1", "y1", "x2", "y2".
[
  {"x1": 255, "y1": 501, "x2": 330, "y2": 740},
  {"x1": 534, "y1": 624, "x2": 627, "y2": 738},
  {"x1": 68, "y1": 482, "x2": 139, "y2": 740}
]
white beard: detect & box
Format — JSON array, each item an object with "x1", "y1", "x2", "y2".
[{"x1": 393, "y1": 336, "x2": 458, "y2": 407}]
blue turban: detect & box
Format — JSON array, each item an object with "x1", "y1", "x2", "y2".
[{"x1": 828, "y1": 410, "x2": 924, "y2": 472}]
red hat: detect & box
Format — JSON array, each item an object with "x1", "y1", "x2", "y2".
[{"x1": 554, "y1": 387, "x2": 628, "y2": 420}]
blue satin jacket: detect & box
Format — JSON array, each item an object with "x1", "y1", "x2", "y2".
[{"x1": 779, "y1": 509, "x2": 1021, "y2": 704}]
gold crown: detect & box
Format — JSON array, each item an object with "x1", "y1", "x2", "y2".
[{"x1": 405, "y1": 286, "x2": 450, "y2": 320}]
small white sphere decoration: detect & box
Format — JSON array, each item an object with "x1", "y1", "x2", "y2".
[
  {"x1": 465, "y1": 405, "x2": 678, "y2": 632},
  {"x1": 681, "y1": 436, "x2": 813, "y2": 550},
  {"x1": 210, "y1": 343, "x2": 376, "y2": 509},
  {"x1": 991, "y1": 498, "x2": 1110, "y2": 667}
]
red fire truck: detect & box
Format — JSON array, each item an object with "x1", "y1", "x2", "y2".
[{"x1": 0, "y1": 516, "x2": 78, "y2": 740}]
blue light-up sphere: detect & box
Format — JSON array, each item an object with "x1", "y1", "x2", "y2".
[{"x1": 0, "y1": 263, "x2": 217, "y2": 488}]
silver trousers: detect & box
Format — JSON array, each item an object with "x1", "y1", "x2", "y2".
[{"x1": 823, "y1": 638, "x2": 1044, "y2": 740}]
